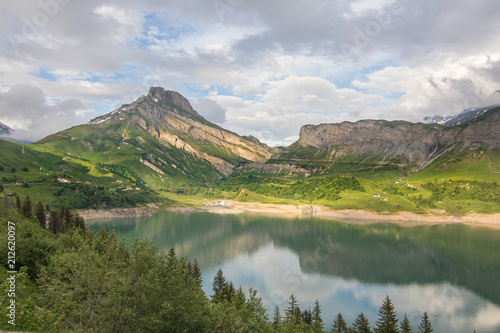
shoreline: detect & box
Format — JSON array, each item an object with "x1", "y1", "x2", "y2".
[{"x1": 79, "y1": 200, "x2": 500, "y2": 229}]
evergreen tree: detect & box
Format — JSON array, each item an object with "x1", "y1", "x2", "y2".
[
  {"x1": 49, "y1": 210, "x2": 60, "y2": 234},
  {"x1": 211, "y1": 269, "x2": 228, "y2": 303},
  {"x1": 332, "y1": 313, "x2": 348, "y2": 333},
  {"x1": 75, "y1": 215, "x2": 86, "y2": 231},
  {"x1": 400, "y1": 313, "x2": 412, "y2": 333},
  {"x1": 302, "y1": 308, "x2": 313, "y2": 325},
  {"x1": 417, "y1": 312, "x2": 432, "y2": 333},
  {"x1": 15, "y1": 195, "x2": 21, "y2": 211},
  {"x1": 233, "y1": 287, "x2": 246, "y2": 309},
  {"x1": 35, "y1": 201, "x2": 46, "y2": 228},
  {"x1": 45, "y1": 203, "x2": 50, "y2": 212},
  {"x1": 374, "y1": 296, "x2": 399, "y2": 333},
  {"x1": 273, "y1": 305, "x2": 281, "y2": 331},
  {"x1": 285, "y1": 294, "x2": 300, "y2": 325},
  {"x1": 227, "y1": 281, "x2": 237, "y2": 302},
  {"x1": 352, "y1": 313, "x2": 372, "y2": 333},
  {"x1": 312, "y1": 299, "x2": 324, "y2": 332},
  {"x1": 60, "y1": 205, "x2": 72, "y2": 231},
  {"x1": 22, "y1": 195, "x2": 33, "y2": 219},
  {"x1": 191, "y1": 259, "x2": 203, "y2": 287},
  {"x1": 0, "y1": 183, "x2": 3, "y2": 192}
]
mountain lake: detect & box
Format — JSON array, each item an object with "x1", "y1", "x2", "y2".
[{"x1": 88, "y1": 211, "x2": 500, "y2": 332}]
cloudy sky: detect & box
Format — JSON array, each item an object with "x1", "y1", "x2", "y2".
[{"x1": 1, "y1": 0, "x2": 500, "y2": 144}]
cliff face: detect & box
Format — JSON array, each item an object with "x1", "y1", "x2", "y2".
[
  {"x1": 276, "y1": 107, "x2": 500, "y2": 169},
  {"x1": 37, "y1": 87, "x2": 273, "y2": 188},
  {"x1": 120, "y1": 87, "x2": 273, "y2": 175}
]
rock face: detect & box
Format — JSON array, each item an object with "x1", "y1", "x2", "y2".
[
  {"x1": 0, "y1": 121, "x2": 13, "y2": 135},
  {"x1": 82, "y1": 87, "x2": 273, "y2": 179},
  {"x1": 276, "y1": 107, "x2": 500, "y2": 169},
  {"x1": 147, "y1": 87, "x2": 201, "y2": 118},
  {"x1": 298, "y1": 120, "x2": 446, "y2": 163}
]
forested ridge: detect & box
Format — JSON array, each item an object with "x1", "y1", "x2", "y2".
[{"x1": 0, "y1": 196, "x2": 434, "y2": 332}]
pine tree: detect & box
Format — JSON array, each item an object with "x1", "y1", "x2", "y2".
[
  {"x1": 233, "y1": 287, "x2": 246, "y2": 309},
  {"x1": 225, "y1": 281, "x2": 236, "y2": 302},
  {"x1": 49, "y1": 210, "x2": 60, "y2": 234},
  {"x1": 15, "y1": 195, "x2": 21, "y2": 211},
  {"x1": 273, "y1": 305, "x2": 281, "y2": 330},
  {"x1": 211, "y1": 269, "x2": 228, "y2": 303},
  {"x1": 352, "y1": 313, "x2": 372, "y2": 333},
  {"x1": 374, "y1": 296, "x2": 399, "y2": 333},
  {"x1": 417, "y1": 312, "x2": 432, "y2": 333},
  {"x1": 191, "y1": 259, "x2": 203, "y2": 287},
  {"x1": 35, "y1": 201, "x2": 46, "y2": 228},
  {"x1": 75, "y1": 215, "x2": 86, "y2": 232},
  {"x1": 332, "y1": 313, "x2": 348, "y2": 333},
  {"x1": 312, "y1": 299, "x2": 324, "y2": 332},
  {"x1": 285, "y1": 294, "x2": 300, "y2": 325},
  {"x1": 400, "y1": 313, "x2": 412, "y2": 333},
  {"x1": 302, "y1": 309, "x2": 313, "y2": 325},
  {"x1": 22, "y1": 195, "x2": 32, "y2": 219}
]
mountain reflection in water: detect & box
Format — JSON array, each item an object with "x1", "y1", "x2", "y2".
[{"x1": 89, "y1": 211, "x2": 500, "y2": 333}]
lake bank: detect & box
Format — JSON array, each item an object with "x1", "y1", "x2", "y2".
[{"x1": 78, "y1": 200, "x2": 500, "y2": 229}]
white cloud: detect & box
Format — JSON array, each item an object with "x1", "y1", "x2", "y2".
[
  {"x1": 0, "y1": 85, "x2": 96, "y2": 141},
  {"x1": 0, "y1": 0, "x2": 499, "y2": 143},
  {"x1": 191, "y1": 97, "x2": 227, "y2": 124}
]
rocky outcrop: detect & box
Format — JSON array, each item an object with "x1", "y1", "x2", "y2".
[
  {"x1": 147, "y1": 87, "x2": 201, "y2": 118},
  {"x1": 87, "y1": 87, "x2": 273, "y2": 177},
  {"x1": 278, "y1": 108, "x2": 500, "y2": 168},
  {"x1": 0, "y1": 121, "x2": 13, "y2": 135}
]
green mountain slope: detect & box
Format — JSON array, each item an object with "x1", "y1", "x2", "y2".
[
  {"x1": 35, "y1": 87, "x2": 273, "y2": 191},
  {"x1": 1, "y1": 88, "x2": 498, "y2": 214}
]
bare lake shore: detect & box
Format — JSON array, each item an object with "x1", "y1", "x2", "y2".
[{"x1": 78, "y1": 200, "x2": 500, "y2": 229}]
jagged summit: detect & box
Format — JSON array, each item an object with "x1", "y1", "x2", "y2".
[
  {"x1": 39, "y1": 87, "x2": 272, "y2": 186},
  {"x1": 0, "y1": 121, "x2": 13, "y2": 135},
  {"x1": 147, "y1": 87, "x2": 201, "y2": 118}
]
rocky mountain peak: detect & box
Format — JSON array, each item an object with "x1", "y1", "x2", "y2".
[
  {"x1": 147, "y1": 87, "x2": 200, "y2": 117},
  {"x1": 0, "y1": 121, "x2": 13, "y2": 135}
]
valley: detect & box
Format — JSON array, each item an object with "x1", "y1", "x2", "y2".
[{"x1": 1, "y1": 87, "x2": 499, "y2": 220}]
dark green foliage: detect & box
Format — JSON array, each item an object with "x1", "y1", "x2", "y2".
[
  {"x1": 424, "y1": 180, "x2": 500, "y2": 203},
  {"x1": 0, "y1": 183, "x2": 3, "y2": 192},
  {"x1": 211, "y1": 269, "x2": 230, "y2": 304},
  {"x1": 285, "y1": 294, "x2": 302, "y2": 325},
  {"x1": 218, "y1": 174, "x2": 365, "y2": 202},
  {"x1": 332, "y1": 313, "x2": 348, "y2": 333},
  {"x1": 21, "y1": 166, "x2": 29, "y2": 172},
  {"x1": 52, "y1": 183, "x2": 159, "y2": 209},
  {"x1": 302, "y1": 309, "x2": 313, "y2": 325},
  {"x1": 374, "y1": 296, "x2": 399, "y2": 333},
  {"x1": 352, "y1": 313, "x2": 372, "y2": 333},
  {"x1": 35, "y1": 201, "x2": 46, "y2": 228},
  {"x1": 22, "y1": 195, "x2": 33, "y2": 219},
  {"x1": 400, "y1": 313, "x2": 412, "y2": 333},
  {"x1": 15, "y1": 195, "x2": 21, "y2": 210},
  {"x1": 417, "y1": 312, "x2": 432, "y2": 333},
  {"x1": 312, "y1": 299, "x2": 324, "y2": 331},
  {"x1": 48, "y1": 204, "x2": 84, "y2": 234},
  {"x1": 99, "y1": 163, "x2": 145, "y2": 187},
  {"x1": 191, "y1": 259, "x2": 203, "y2": 288},
  {"x1": 273, "y1": 305, "x2": 281, "y2": 330}
]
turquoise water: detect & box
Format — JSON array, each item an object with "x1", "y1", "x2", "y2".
[{"x1": 88, "y1": 211, "x2": 500, "y2": 332}]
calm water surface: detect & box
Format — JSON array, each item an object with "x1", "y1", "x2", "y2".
[{"x1": 88, "y1": 211, "x2": 500, "y2": 332}]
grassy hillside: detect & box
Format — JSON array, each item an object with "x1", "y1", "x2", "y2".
[{"x1": 0, "y1": 139, "x2": 160, "y2": 210}]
